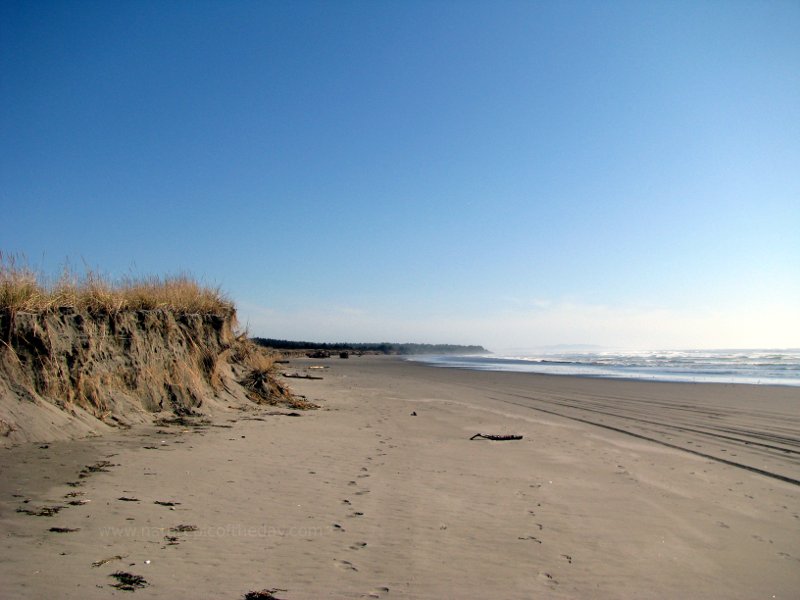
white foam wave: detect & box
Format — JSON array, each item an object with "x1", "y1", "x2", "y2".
[{"x1": 411, "y1": 349, "x2": 800, "y2": 386}]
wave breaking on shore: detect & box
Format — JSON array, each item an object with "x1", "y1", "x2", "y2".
[{"x1": 412, "y1": 349, "x2": 800, "y2": 386}]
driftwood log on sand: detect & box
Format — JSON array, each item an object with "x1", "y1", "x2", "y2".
[
  {"x1": 281, "y1": 373, "x2": 324, "y2": 380},
  {"x1": 470, "y1": 433, "x2": 523, "y2": 441}
]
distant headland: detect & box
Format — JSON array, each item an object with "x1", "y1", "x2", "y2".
[{"x1": 252, "y1": 338, "x2": 488, "y2": 356}]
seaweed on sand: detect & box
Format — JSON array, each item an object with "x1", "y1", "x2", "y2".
[
  {"x1": 244, "y1": 590, "x2": 287, "y2": 600},
  {"x1": 92, "y1": 555, "x2": 126, "y2": 567},
  {"x1": 16, "y1": 505, "x2": 63, "y2": 516},
  {"x1": 79, "y1": 460, "x2": 116, "y2": 477},
  {"x1": 154, "y1": 415, "x2": 211, "y2": 427},
  {"x1": 109, "y1": 571, "x2": 149, "y2": 591}
]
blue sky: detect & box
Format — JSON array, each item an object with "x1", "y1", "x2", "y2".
[{"x1": 2, "y1": 1, "x2": 798, "y2": 350}]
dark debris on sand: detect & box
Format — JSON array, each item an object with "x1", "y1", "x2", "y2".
[
  {"x1": 244, "y1": 590, "x2": 287, "y2": 600},
  {"x1": 79, "y1": 460, "x2": 116, "y2": 477},
  {"x1": 154, "y1": 415, "x2": 211, "y2": 427},
  {"x1": 16, "y1": 505, "x2": 63, "y2": 517},
  {"x1": 109, "y1": 571, "x2": 149, "y2": 591}
]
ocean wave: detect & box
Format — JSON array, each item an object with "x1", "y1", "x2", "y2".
[{"x1": 412, "y1": 350, "x2": 800, "y2": 386}]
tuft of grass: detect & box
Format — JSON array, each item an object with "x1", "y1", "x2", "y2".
[
  {"x1": 1, "y1": 252, "x2": 233, "y2": 315},
  {"x1": 236, "y1": 340, "x2": 317, "y2": 410},
  {"x1": 0, "y1": 253, "x2": 41, "y2": 312},
  {"x1": 246, "y1": 350, "x2": 278, "y2": 374}
]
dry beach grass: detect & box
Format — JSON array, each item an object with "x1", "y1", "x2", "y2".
[
  {"x1": 0, "y1": 252, "x2": 233, "y2": 316},
  {"x1": 0, "y1": 255, "x2": 297, "y2": 443}
]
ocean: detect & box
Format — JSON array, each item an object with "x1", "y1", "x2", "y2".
[{"x1": 410, "y1": 349, "x2": 800, "y2": 387}]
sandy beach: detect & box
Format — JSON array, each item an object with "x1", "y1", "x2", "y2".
[{"x1": 1, "y1": 355, "x2": 798, "y2": 599}]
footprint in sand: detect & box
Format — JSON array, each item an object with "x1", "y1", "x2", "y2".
[
  {"x1": 349, "y1": 542, "x2": 367, "y2": 550},
  {"x1": 518, "y1": 535, "x2": 542, "y2": 544},
  {"x1": 365, "y1": 586, "x2": 390, "y2": 598},
  {"x1": 335, "y1": 559, "x2": 358, "y2": 572},
  {"x1": 777, "y1": 552, "x2": 800, "y2": 563},
  {"x1": 355, "y1": 490, "x2": 370, "y2": 496},
  {"x1": 538, "y1": 572, "x2": 558, "y2": 585}
]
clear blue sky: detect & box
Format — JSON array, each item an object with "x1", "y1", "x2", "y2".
[{"x1": 2, "y1": 1, "x2": 798, "y2": 350}]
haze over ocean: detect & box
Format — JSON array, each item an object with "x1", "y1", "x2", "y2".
[{"x1": 2, "y1": 1, "x2": 798, "y2": 350}]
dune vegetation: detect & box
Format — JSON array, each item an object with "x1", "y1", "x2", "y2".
[
  {"x1": 0, "y1": 253, "x2": 312, "y2": 443},
  {"x1": 0, "y1": 252, "x2": 234, "y2": 316}
]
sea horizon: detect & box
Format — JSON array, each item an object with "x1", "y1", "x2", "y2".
[{"x1": 409, "y1": 347, "x2": 800, "y2": 387}]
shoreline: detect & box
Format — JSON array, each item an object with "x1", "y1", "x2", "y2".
[
  {"x1": 396, "y1": 357, "x2": 800, "y2": 486},
  {"x1": 409, "y1": 358, "x2": 800, "y2": 389},
  {"x1": 1, "y1": 355, "x2": 798, "y2": 598},
  {"x1": 408, "y1": 350, "x2": 800, "y2": 388}
]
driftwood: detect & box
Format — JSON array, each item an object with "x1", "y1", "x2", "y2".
[
  {"x1": 92, "y1": 555, "x2": 127, "y2": 568},
  {"x1": 282, "y1": 372, "x2": 323, "y2": 380},
  {"x1": 470, "y1": 433, "x2": 523, "y2": 441}
]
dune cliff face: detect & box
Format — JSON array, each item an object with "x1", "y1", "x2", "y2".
[{"x1": 0, "y1": 308, "x2": 296, "y2": 444}]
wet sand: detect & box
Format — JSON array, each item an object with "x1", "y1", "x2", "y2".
[{"x1": 1, "y1": 355, "x2": 798, "y2": 598}]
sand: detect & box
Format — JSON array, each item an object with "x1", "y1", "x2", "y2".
[{"x1": 1, "y1": 355, "x2": 798, "y2": 599}]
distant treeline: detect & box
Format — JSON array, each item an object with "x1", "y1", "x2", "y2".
[{"x1": 251, "y1": 338, "x2": 488, "y2": 355}]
